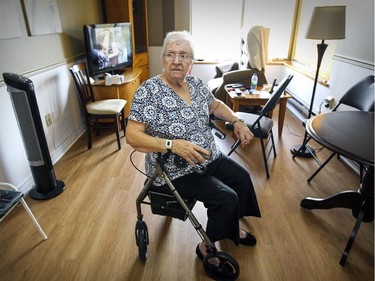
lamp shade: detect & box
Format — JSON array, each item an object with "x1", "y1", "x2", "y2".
[{"x1": 306, "y1": 6, "x2": 346, "y2": 40}]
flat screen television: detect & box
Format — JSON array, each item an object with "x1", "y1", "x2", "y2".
[{"x1": 83, "y1": 22, "x2": 133, "y2": 78}]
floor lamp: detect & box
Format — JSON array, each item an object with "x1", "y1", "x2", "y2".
[{"x1": 291, "y1": 6, "x2": 346, "y2": 157}]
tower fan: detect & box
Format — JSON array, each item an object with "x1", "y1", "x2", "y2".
[{"x1": 3, "y1": 73, "x2": 65, "y2": 200}]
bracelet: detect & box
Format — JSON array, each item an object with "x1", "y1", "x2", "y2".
[{"x1": 232, "y1": 118, "x2": 245, "y2": 125}]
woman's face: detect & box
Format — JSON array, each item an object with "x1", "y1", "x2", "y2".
[{"x1": 162, "y1": 40, "x2": 193, "y2": 81}]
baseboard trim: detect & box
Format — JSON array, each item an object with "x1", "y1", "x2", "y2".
[
  {"x1": 18, "y1": 124, "x2": 85, "y2": 194},
  {"x1": 286, "y1": 97, "x2": 309, "y2": 122}
]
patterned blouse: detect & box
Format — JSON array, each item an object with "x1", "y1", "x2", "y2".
[{"x1": 128, "y1": 75, "x2": 221, "y2": 186}]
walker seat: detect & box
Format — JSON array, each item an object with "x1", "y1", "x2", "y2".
[{"x1": 148, "y1": 190, "x2": 196, "y2": 221}]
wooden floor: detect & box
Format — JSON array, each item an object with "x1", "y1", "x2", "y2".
[{"x1": 0, "y1": 106, "x2": 373, "y2": 281}]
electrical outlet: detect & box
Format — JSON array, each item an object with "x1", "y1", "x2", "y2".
[
  {"x1": 323, "y1": 96, "x2": 334, "y2": 109},
  {"x1": 45, "y1": 113, "x2": 53, "y2": 127}
]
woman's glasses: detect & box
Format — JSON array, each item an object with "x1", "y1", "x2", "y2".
[{"x1": 164, "y1": 52, "x2": 193, "y2": 62}]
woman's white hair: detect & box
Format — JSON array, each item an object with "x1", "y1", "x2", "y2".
[{"x1": 161, "y1": 31, "x2": 195, "y2": 59}]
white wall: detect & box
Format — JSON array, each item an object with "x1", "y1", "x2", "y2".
[
  {"x1": 276, "y1": 59, "x2": 374, "y2": 115},
  {"x1": 0, "y1": 63, "x2": 85, "y2": 193},
  {"x1": 335, "y1": 0, "x2": 374, "y2": 64},
  {"x1": 149, "y1": 46, "x2": 163, "y2": 77},
  {"x1": 0, "y1": 0, "x2": 102, "y2": 193}
]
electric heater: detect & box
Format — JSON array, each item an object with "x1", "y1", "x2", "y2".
[{"x1": 3, "y1": 73, "x2": 65, "y2": 200}]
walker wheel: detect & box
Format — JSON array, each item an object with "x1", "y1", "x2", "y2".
[
  {"x1": 135, "y1": 220, "x2": 149, "y2": 262},
  {"x1": 203, "y1": 251, "x2": 240, "y2": 281}
]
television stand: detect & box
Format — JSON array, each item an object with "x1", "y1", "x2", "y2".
[
  {"x1": 93, "y1": 73, "x2": 106, "y2": 80},
  {"x1": 92, "y1": 67, "x2": 142, "y2": 118},
  {"x1": 110, "y1": 69, "x2": 127, "y2": 75},
  {"x1": 93, "y1": 68, "x2": 127, "y2": 80}
]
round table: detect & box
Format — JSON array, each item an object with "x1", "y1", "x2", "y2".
[
  {"x1": 301, "y1": 111, "x2": 374, "y2": 265},
  {"x1": 306, "y1": 111, "x2": 373, "y2": 166}
]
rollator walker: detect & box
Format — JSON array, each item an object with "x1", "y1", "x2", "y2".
[{"x1": 133, "y1": 122, "x2": 240, "y2": 281}]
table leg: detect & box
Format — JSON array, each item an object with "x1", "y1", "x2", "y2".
[
  {"x1": 301, "y1": 166, "x2": 373, "y2": 219},
  {"x1": 339, "y1": 201, "x2": 366, "y2": 266},
  {"x1": 301, "y1": 190, "x2": 363, "y2": 211},
  {"x1": 357, "y1": 166, "x2": 374, "y2": 222},
  {"x1": 225, "y1": 95, "x2": 233, "y2": 110},
  {"x1": 232, "y1": 101, "x2": 240, "y2": 112},
  {"x1": 301, "y1": 166, "x2": 374, "y2": 265}
]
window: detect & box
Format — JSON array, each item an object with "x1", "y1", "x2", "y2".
[
  {"x1": 191, "y1": 0, "x2": 242, "y2": 61},
  {"x1": 191, "y1": 0, "x2": 342, "y2": 81},
  {"x1": 191, "y1": 0, "x2": 295, "y2": 61},
  {"x1": 292, "y1": 0, "x2": 340, "y2": 82}
]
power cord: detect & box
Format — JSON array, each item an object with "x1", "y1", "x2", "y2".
[{"x1": 319, "y1": 100, "x2": 325, "y2": 114}]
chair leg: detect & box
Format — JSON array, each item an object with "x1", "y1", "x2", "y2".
[
  {"x1": 92, "y1": 120, "x2": 100, "y2": 136},
  {"x1": 307, "y1": 152, "x2": 336, "y2": 183},
  {"x1": 227, "y1": 139, "x2": 241, "y2": 156},
  {"x1": 259, "y1": 138, "x2": 270, "y2": 179},
  {"x1": 0, "y1": 182, "x2": 47, "y2": 240},
  {"x1": 87, "y1": 125, "x2": 92, "y2": 150},
  {"x1": 121, "y1": 109, "x2": 126, "y2": 137},
  {"x1": 270, "y1": 131, "x2": 277, "y2": 158},
  {"x1": 115, "y1": 115, "x2": 121, "y2": 150},
  {"x1": 20, "y1": 198, "x2": 48, "y2": 240}
]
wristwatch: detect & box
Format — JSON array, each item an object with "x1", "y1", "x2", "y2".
[
  {"x1": 165, "y1": 139, "x2": 173, "y2": 153},
  {"x1": 232, "y1": 118, "x2": 245, "y2": 125}
]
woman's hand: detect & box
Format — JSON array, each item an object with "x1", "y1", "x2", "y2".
[
  {"x1": 171, "y1": 139, "x2": 210, "y2": 167},
  {"x1": 208, "y1": 98, "x2": 253, "y2": 148},
  {"x1": 233, "y1": 121, "x2": 253, "y2": 148}
]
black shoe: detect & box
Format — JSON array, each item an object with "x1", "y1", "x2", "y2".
[
  {"x1": 239, "y1": 230, "x2": 257, "y2": 246},
  {"x1": 196, "y1": 243, "x2": 205, "y2": 261}
]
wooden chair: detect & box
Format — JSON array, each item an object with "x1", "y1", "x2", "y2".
[
  {"x1": 69, "y1": 63, "x2": 126, "y2": 150},
  {"x1": 226, "y1": 75, "x2": 294, "y2": 178},
  {"x1": 0, "y1": 182, "x2": 47, "y2": 239}
]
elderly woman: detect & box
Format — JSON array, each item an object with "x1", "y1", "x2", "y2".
[{"x1": 126, "y1": 31, "x2": 261, "y2": 261}]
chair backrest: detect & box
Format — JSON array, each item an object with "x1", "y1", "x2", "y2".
[
  {"x1": 222, "y1": 69, "x2": 268, "y2": 86},
  {"x1": 259, "y1": 74, "x2": 294, "y2": 117},
  {"x1": 239, "y1": 74, "x2": 293, "y2": 133},
  {"x1": 214, "y1": 69, "x2": 267, "y2": 102},
  {"x1": 334, "y1": 75, "x2": 374, "y2": 112},
  {"x1": 69, "y1": 63, "x2": 95, "y2": 112}
]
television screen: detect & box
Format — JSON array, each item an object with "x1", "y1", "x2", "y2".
[{"x1": 83, "y1": 23, "x2": 133, "y2": 77}]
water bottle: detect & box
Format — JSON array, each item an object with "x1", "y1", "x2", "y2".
[{"x1": 250, "y1": 73, "x2": 258, "y2": 93}]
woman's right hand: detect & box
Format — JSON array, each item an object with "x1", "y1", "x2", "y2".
[{"x1": 171, "y1": 139, "x2": 210, "y2": 167}]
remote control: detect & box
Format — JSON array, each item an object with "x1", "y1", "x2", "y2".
[{"x1": 235, "y1": 88, "x2": 242, "y2": 96}]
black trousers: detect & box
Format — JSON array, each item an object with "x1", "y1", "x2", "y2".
[{"x1": 159, "y1": 152, "x2": 261, "y2": 244}]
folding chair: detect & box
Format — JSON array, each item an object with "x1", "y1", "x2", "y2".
[{"x1": 0, "y1": 182, "x2": 47, "y2": 240}]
